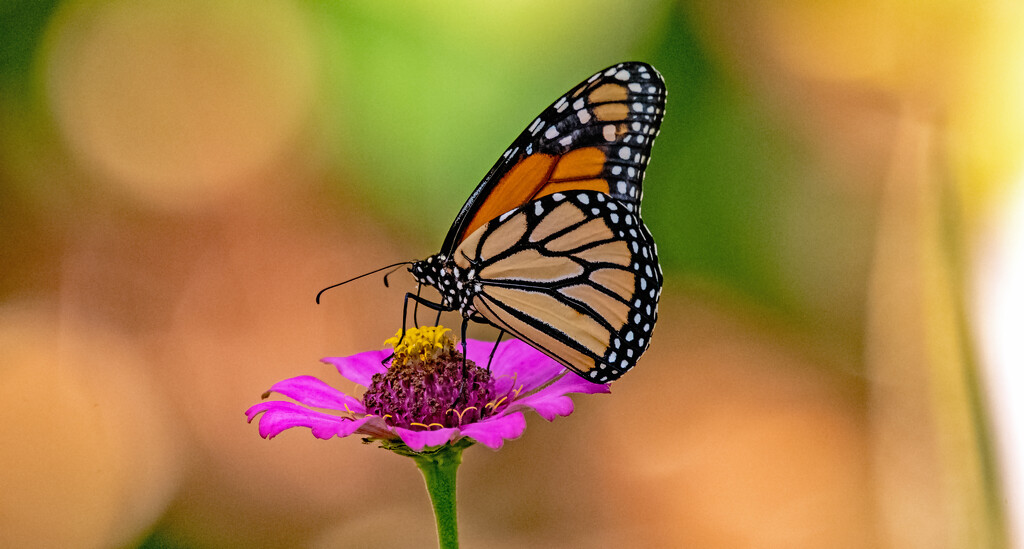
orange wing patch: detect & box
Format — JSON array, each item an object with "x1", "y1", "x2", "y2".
[
  {"x1": 588, "y1": 83, "x2": 629, "y2": 103},
  {"x1": 559, "y1": 283, "x2": 630, "y2": 331},
  {"x1": 477, "y1": 286, "x2": 609, "y2": 357},
  {"x1": 460, "y1": 154, "x2": 556, "y2": 243},
  {"x1": 457, "y1": 147, "x2": 612, "y2": 246},
  {"x1": 474, "y1": 296, "x2": 597, "y2": 374},
  {"x1": 593, "y1": 103, "x2": 629, "y2": 121},
  {"x1": 479, "y1": 249, "x2": 585, "y2": 282},
  {"x1": 550, "y1": 147, "x2": 605, "y2": 180}
]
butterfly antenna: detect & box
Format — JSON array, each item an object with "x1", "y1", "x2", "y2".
[
  {"x1": 381, "y1": 262, "x2": 409, "y2": 288},
  {"x1": 316, "y1": 261, "x2": 413, "y2": 304}
]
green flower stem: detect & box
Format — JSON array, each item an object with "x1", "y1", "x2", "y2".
[{"x1": 412, "y1": 441, "x2": 470, "y2": 549}]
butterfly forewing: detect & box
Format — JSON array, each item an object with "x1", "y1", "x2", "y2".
[
  {"x1": 454, "y1": 190, "x2": 661, "y2": 382},
  {"x1": 439, "y1": 62, "x2": 666, "y2": 257}
]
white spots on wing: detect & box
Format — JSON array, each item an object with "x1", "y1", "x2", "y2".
[
  {"x1": 577, "y1": 109, "x2": 592, "y2": 124},
  {"x1": 534, "y1": 202, "x2": 544, "y2": 216},
  {"x1": 603, "y1": 124, "x2": 616, "y2": 142},
  {"x1": 554, "y1": 96, "x2": 568, "y2": 112},
  {"x1": 552, "y1": 192, "x2": 565, "y2": 201},
  {"x1": 559, "y1": 135, "x2": 573, "y2": 147},
  {"x1": 573, "y1": 98, "x2": 585, "y2": 111},
  {"x1": 617, "y1": 181, "x2": 628, "y2": 194},
  {"x1": 628, "y1": 82, "x2": 642, "y2": 92},
  {"x1": 611, "y1": 165, "x2": 622, "y2": 176},
  {"x1": 633, "y1": 102, "x2": 644, "y2": 112},
  {"x1": 578, "y1": 194, "x2": 590, "y2": 205},
  {"x1": 615, "y1": 69, "x2": 631, "y2": 81},
  {"x1": 544, "y1": 126, "x2": 559, "y2": 139}
]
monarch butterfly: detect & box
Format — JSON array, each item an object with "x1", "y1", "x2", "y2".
[
  {"x1": 321, "y1": 62, "x2": 665, "y2": 383},
  {"x1": 405, "y1": 62, "x2": 665, "y2": 383}
]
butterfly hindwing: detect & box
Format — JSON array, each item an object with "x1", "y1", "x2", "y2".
[
  {"x1": 452, "y1": 190, "x2": 661, "y2": 382},
  {"x1": 439, "y1": 62, "x2": 666, "y2": 257}
]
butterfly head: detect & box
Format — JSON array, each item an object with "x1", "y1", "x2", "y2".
[
  {"x1": 409, "y1": 254, "x2": 442, "y2": 288},
  {"x1": 410, "y1": 254, "x2": 478, "y2": 313}
]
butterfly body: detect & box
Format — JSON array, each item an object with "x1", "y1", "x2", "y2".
[{"x1": 407, "y1": 62, "x2": 665, "y2": 383}]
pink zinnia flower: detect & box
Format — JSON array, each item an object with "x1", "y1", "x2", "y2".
[{"x1": 246, "y1": 326, "x2": 609, "y2": 452}]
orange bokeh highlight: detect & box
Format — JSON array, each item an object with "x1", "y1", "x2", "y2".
[{"x1": 43, "y1": 0, "x2": 318, "y2": 210}]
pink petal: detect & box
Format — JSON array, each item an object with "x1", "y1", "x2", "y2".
[
  {"x1": 393, "y1": 426, "x2": 458, "y2": 452},
  {"x1": 321, "y1": 349, "x2": 390, "y2": 386},
  {"x1": 459, "y1": 412, "x2": 526, "y2": 449},
  {"x1": 512, "y1": 392, "x2": 575, "y2": 421},
  {"x1": 485, "y1": 339, "x2": 566, "y2": 392},
  {"x1": 265, "y1": 375, "x2": 365, "y2": 413},
  {"x1": 544, "y1": 372, "x2": 612, "y2": 396},
  {"x1": 246, "y1": 400, "x2": 368, "y2": 440},
  {"x1": 511, "y1": 373, "x2": 609, "y2": 421}
]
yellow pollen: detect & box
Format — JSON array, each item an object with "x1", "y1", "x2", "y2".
[{"x1": 384, "y1": 325, "x2": 457, "y2": 366}]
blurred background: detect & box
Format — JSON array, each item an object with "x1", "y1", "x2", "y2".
[{"x1": 2, "y1": 1, "x2": 1022, "y2": 547}]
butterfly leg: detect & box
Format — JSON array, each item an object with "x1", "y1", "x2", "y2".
[
  {"x1": 383, "y1": 292, "x2": 450, "y2": 366},
  {"x1": 454, "y1": 316, "x2": 470, "y2": 403},
  {"x1": 412, "y1": 285, "x2": 423, "y2": 328},
  {"x1": 486, "y1": 330, "x2": 505, "y2": 372}
]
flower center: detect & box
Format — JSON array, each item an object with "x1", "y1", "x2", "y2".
[{"x1": 363, "y1": 327, "x2": 500, "y2": 430}]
